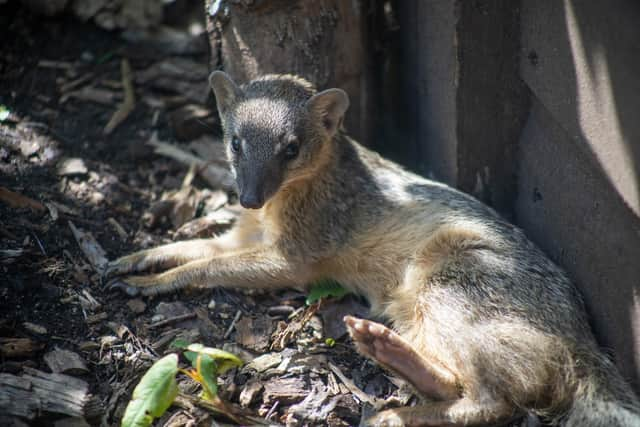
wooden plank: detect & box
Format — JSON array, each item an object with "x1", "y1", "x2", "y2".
[{"x1": 0, "y1": 368, "x2": 97, "y2": 420}]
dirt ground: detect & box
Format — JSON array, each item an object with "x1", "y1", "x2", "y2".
[{"x1": 0, "y1": 4, "x2": 533, "y2": 427}]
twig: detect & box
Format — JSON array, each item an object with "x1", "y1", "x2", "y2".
[
  {"x1": 146, "y1": 132, "x2": 235, "y2": 191},
  {"x1": 224, "y1": 310, "x2": 242, "y2": 339},
  {"x1": 31, "y1": 232, "x2": 46, "y2": 256},
  {"x1": 176, "y1": 393, "x2": 280, "y2": 426},
  {"x1": 104, "y1": 59, "x2": 135, "y2": 134},
  {"x1": 60, "y1": 73, "x2": 94, "y2": 93},
  {"x1": 38, "y1": 60, "x2": 72, "y2": 69},
  {"x1": 328, "y1": 362, "x2": 381, "y2": 407},
  {"x1": 68, "y1": 221, "x2": 109, "y2": 273},
  {"x1": 265, "y1": 401, "x2": 279, "y2": 420},
  {"x1": 148, "y1": 312, "x2": 197, "y2": 329},
  {"x1": 0, "y1": 187, "x2": 46, "y2": 211},
  {"x1": 107, "y1": 217, "x2": 128, "y2": 241},
  {"x1": 181, "y1": 163, "x2": 198, "y2": 188}
]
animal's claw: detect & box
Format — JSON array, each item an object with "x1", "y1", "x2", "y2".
[{"x1": 105, "y1": 278, "x2": 141, "y2": 296}]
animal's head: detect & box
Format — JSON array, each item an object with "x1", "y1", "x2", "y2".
[{"x1": 209, "y1": 71, "x2": 349, "y2": 209}]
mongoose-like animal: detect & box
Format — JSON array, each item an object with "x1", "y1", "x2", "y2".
[{"x1": 105, "y1": 72, "x2": 640, "y2": 426}]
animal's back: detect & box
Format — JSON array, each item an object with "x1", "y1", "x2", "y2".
[{"x1": 337, "y1": 138, "x2": 640, "y2": 425}]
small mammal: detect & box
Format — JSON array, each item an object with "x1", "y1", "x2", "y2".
[{"x1": 105, "y1": 72, "x2": 640, "y2": 426}]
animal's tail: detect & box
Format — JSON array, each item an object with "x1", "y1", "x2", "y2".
[{"x1": 562, "y1": 356, "x2": 640, "y2": 427}]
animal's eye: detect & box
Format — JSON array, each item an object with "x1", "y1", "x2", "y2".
[
  {"x1": 284, "y1": 142, "x2": 299, "y2": 160},
  {"x1": 231, "y1": 136, "x2": 241, "y2": 154}
]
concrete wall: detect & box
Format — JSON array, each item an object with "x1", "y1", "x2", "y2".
[
  {"x1": 394, "y1": 0, "x2": 528, "y2": 216},
  {"x1": 518, "y1": 0, "x2": 640, "y2": 390},
  {"x1": 394, "y1": 0, "x2": 640, "y2": 391}
]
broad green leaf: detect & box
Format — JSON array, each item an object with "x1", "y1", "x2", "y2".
[
  {"x1": 306, "y1": 279, "x2": 350, "y2": 305},
  {"x1": 186, "y1": 344, "x2": 244, "y2": 374},
  {"x1": 197, "y1": 353, "x2": 218, "y2": 400},
  {"x1": 184, "y1": 350, "x2": 198, "y2": 367},
  {"x1": 121, "y1": 354, "x2": 179, "y2": 427}
]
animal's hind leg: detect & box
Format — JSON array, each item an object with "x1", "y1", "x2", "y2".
[
  {"x1": 344, "y1": 316, "x2": 460, "y2": 401},
  {"x1": 363, "y1": 397, "x2": 516, "y2": 427}
]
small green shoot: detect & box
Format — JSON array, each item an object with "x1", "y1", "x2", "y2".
[
  {"x1": 121, "y1": 354, "x2": 179, "y2": 427},
  {"x1": 306, "y1": 279, "x2": 350, "y2": 305},
  {"x1": 121, "y1": 344, "x2": 243, "y2": 426},
  {"x1": 325, "y1": 337, "x2": 336, "y2": 347},
  {"x1": 180, "y1": 344, "x2": 243, "y2": 401}
]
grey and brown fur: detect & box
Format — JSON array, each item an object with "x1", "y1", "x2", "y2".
[{"x1": 105, "y1": 72, "x2": 640, "y2": 426}]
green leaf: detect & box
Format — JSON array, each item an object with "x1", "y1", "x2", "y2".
[
  {"x1": 185, "y1": 344, "x2": 244, "y2": 374},
  {"x1": 196, "y1": 353, "x2": 218, "y2": 400},
  {"x1": 0, "y1": 105, "x2": 10, "y2": 122},
  {"x1": 121, "y1": 354, "x2": 179, "y2": 427},
  {"x1": 306, "y1": 279, "x2": 350, "y2": 305},
  {"x1": 169, "y1": 338, "x2": 190, "y2": 350},
  {"x1": 184, "y1": 350, "x2": 198, "y2": 367},
  {"x1": 325, "y1": 337, "x2": 336, "y2": 347}
]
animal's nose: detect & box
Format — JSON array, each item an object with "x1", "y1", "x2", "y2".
[{"x1": 240, "y1": 191, "x2": 264, "y2": 209}]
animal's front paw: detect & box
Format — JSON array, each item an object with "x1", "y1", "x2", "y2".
[
  {"x1": 363, "y1": 410, "x2": 405, "y2": 427},
  {"x1": 106, "y1": 274, "x2": 162, "y2": 296},
  {"x1": 103, "y1": 256, "x2": 137, "y2": 280},
  {"x1": 106, "y1": 272, "x2": 182, "y2": 296},
  {"x1": 105, "y1": 277, "x2": 142, "y2": 296}
]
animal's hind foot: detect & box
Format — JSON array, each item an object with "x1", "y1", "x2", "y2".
[{"x1": 344, "y1": 316, "x2": 459, "y2": 400}]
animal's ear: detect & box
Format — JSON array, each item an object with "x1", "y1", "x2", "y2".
[
  {"x1": 209, "y1": 71, "x2": 243, "y2": 117},
  {"x1": 306, "y1": 88, "x2": 350, "y2": 137}
]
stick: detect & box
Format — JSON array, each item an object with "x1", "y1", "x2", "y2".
[
  {"x1": 146, "y1": 132, "x2": 235, "y2": 191},
  {"x1": 68, "y1": 221, "x2": 109, "y2": 273},
  {"x1": 0, "y1": 187, "x2": 45, "y2": 211},
  {"x1": 104, "y1": 59, "x2": 135, "y2": 134},
  {"x1": 148, "y1": 312, "x2": 197, "y2": 329},
  {"x1": 107, "y1": 217, "x2": 128, "y2": 241},
  {"x1": 224, "y1": 310, "x2": 242, "y2": 339},
  {"x1": 328, "y1": 362, "x2": 381, "y2": 407}
]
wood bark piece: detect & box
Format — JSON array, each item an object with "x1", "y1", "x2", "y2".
[
  {"x1": 235, "y1": 316, "x2": 274, "y2": 353},
  {"x1": 22, "y1": 322, "x2": 47, "y2": 335},
  {"x1": 285, "y1": 385, "x2": 340, "y2": 426},
  {"x1": 328, "y1": 363, "x2": 380, "y2": 407},
  {"x1": 136, "y1": 58, "x2": 209, "y2": 84},
  {"x1": 59, "y1": 86, "x2": 118, "y2": 105},
  {"x1": 168, "y1": 104, "x2": 216, "y2": 141},
  {"x1": 0, "y1": 338, "x2": 44, "y2": 358},
  {"x1": 0, "y1": 187, "x2": 45, "y2": 211},
  {"x1": 57, "y1": 158, "x2": 88, "y2": 176},
  {"x1": 0, "y1": 368, "x2": 101, "y2": 420},
  {"x1": 68, "y1": 221, "x2": 108, "y2": 273},
  {"x1": 43, "y1": 348, "x2": 89, "y2": 375},
  {"x1": 270, "y1": 302, "x2": 320, "y2": 351},
  {"x1": 239, "y1": 380, "x2": 263, "y2": 408},
  {"x1": 175, "y1": 208, "x2": 237, "y2": 239},
  {"x1": 262, "y1": 377, "x2": 308, "y2": 406}
]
